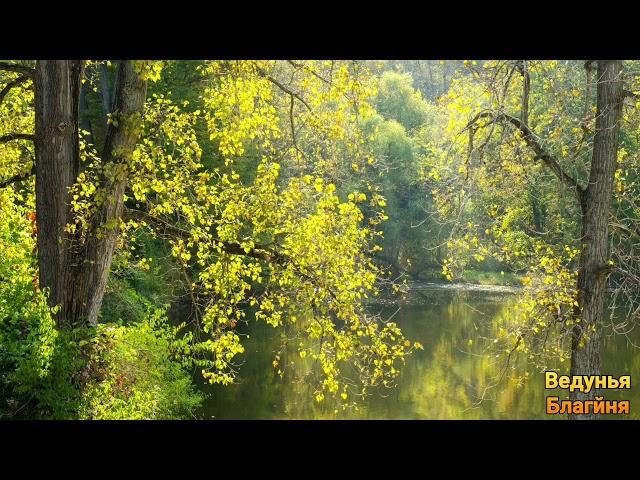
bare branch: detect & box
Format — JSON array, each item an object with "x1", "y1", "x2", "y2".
[
  {"x1": 255, "y1": 66, "x2": 313, "y2": 112},
  {"x1": 287, "y1": 60, "x2": 331, "y2": 85}
]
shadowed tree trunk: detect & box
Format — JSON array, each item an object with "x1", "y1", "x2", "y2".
[
  {"x1": 569, "y1": 60, "x2": 624, "y2": 419},
  {"x1": 79, "y1": 75, "x2": 95, "y2": 147},
  {"x1": 100, "y1": 61, "x2": 112, "y2": 119},
  {"x1": 34, "y1": 60, "x2": 147, "y2": 328},
  {"x1": 34, "y1": 60, "x2": 83, "y2": 327}
]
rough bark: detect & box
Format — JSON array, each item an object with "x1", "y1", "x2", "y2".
[
  {"x1": 63, "y1": 60, "x2": 147, "y2": 326},
  {"x1": 34, "y1": 60, "x2": 147, "y2": 327},
  {"x1": 34, "y1": 60, "x2": 83, "y2": 327},
  {"x1": 569, "y1": 60, "x2": 624, "y2": 419},
  {"x1": 518, "y1": 60, "x2": 530, "y2": 125}
]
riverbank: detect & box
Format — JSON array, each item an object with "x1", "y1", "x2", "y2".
[
  {"x1": 401, "y1": 267, "x2": 523, "y2": 287},
  {"x1": 408, "y1": 282, "x2": 521, "y2": 294}
]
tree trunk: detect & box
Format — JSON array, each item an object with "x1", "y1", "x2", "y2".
[
  {"x1": 100, "y1": 62, "x2": 112, "y2": 119},
  {"x1": 34, "y1": 60, "x2": 147, "y2": 328},
  {"x1": 64, "y1": 61, "x2": 147, "y2": 326},
  {"x1": 34, "y1": 60, "x2": 83, "y2": 327},
  {"x1": 426, "y1": 61, "x2": 434, "y2": 99},
  {"x1": 79, "y1": 74, "x2": 96, "y2": 148},
  {"x1": 569, "y1": 60, "x2": 624, "y2": 419},
  {"x1": 529, "y1": 188, "x2": 543, "y2": 235}
]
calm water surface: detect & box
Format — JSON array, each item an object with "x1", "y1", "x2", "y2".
[{"x1": 196, "y1": 286, "x2": 640, "y2": 419}]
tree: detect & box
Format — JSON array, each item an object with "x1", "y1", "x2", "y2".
[
  {"x1": 34, "y1": 60, "x2": 148, "y2": 327},
  {"x1": 0, "y1": 60, "x2": 420, "y2": 411},
  {"x1": 437, "y1": 60, "x2": 626, "y2": 419},
  {"x1": 570, "y1": 61, "x2": 623, "y2": 414},
  {"x1": 364, "y1": 70, "x2": 444, "y2": 278}
]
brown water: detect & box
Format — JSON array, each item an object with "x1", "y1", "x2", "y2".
[{"x1": 195, "y1": 286, "x2": 640, "y2": 419}]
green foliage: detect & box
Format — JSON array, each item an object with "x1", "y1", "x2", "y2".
[
  {"x1": 0, "y1": 61, "x2": 426, "y2": 415},
  {"x1": 375, "y1": 71, "x2": 435, "y2": 131},
  {"x1": 77, "y1": 309, "x2": 203, "y2": 420},
  {"x1": 0, "y1": 60, "x2": 520, "y2": 418},
  {"x1": 90, "y1": 61, "x2": 421, "y2": 402},
  {"x1": 362, "y1": 70, "x2": 445, "y2": 276},
  {"x1": 103, "y1": 233, "x2": 184, "y2": 324},
  {"x1": 0, "y1": 189, "x2": 65, "y2": 417},
  {"x1": 426, "y1": 60, "x2": 623, "y2": 373},
  {"x1": 0, "y1": 190, "x2": 82, "y2": 417},
  {"x1": 0, "y1": 191, "x2": 201, "y2": 419}
]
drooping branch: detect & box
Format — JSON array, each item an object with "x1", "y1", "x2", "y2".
[
  {"x1": 123, "y1": 207, "x2": 285, "y2": 264},
  {"x1": 465, "y1": 111, "x2": 584, "y2": 197},
  {"x1": 0, "y1": 62, "x2": 35, "y2": 78},
  {"x1": 123, "y1": 208, "x2": 340, "y2": 301},
  {"x1": 0, "y1": 133, "x2": 35, "y2": 144},
  {"x1": 0, "y1": 75, "x2": 31, "y2": 105}
]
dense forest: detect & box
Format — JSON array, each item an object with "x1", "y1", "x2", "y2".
[{"x1": 0, "y1": 60, "x2": 637, "y2": 419}]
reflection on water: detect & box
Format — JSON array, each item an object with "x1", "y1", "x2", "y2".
[{"x1": 196, "y1": 287, "x2": 640, "y2": 419}]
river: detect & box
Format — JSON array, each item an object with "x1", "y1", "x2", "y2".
[{"x1": 195, "y1": 284, "x2": 640, "y2": 419}]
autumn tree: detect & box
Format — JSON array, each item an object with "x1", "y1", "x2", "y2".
[
  {"x1": 0, "y1": 60, "x2": 420, "y2": 415},
  {"x1": 429, "y1": 60, "x2": 630, "y2": 419}
]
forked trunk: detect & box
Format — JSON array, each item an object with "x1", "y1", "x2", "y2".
[{"x1": 34, "y1": 60, "x2": 147, "y2": 328}]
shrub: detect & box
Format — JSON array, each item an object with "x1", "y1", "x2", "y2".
[
  {"x1": 77, "y1": 310, "x2": 203, "y2": 420},
  {"x1": 0, "y1": 190, "x2": 202, "y2": 419}
]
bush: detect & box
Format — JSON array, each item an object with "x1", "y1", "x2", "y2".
[
  {"x1": 77, "y1": 310, "x2": 203, "y2": 420},
  {"x1": 0, "y1": 190, "x2": 202, "y2": 419}
]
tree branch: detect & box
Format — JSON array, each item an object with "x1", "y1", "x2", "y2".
[
  {"x1": 465, "y1": 111, "x2": 584, "y2": 196},
  {"x1": 0, "y1": 133, "x2": 35, "y2": 144},
  {"x1": 0, "y1": 164, "x2": 35, "y2": 188},
  {"x1": 287, "y1": 60, "x2": 331, "y2": 85},
  {"x1": 0, "y1": 75, "x2": 31, "y2": 105},
  {"x1": 0, "y1": 62, "x2": 35, "y2": 78},
  {"x1": 516, "y1": 60, "x2": 530, "y2": 125},
  {"x1": 255, "y1": 66, "x2": 313, "y2": 112},
  {"x1": 123, "y1": 207, "x2": 286, "y2": 264},
  {"x1": 123, "y1": 207, "x2": 344, "y2": 303}
]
